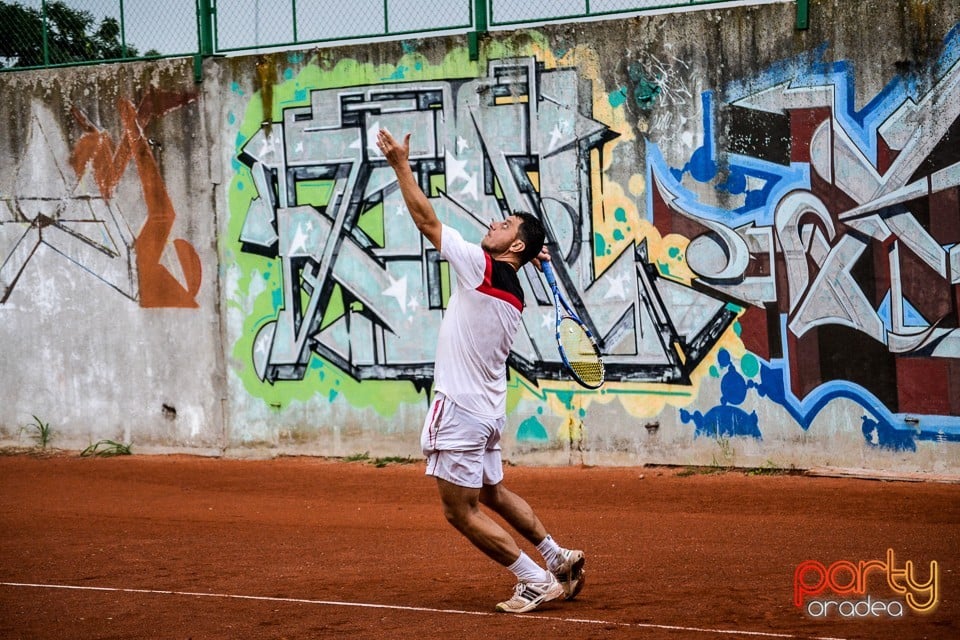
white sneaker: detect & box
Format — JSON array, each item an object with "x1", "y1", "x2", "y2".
[
  {"x1": 495, "y1": 574, "x2": 565, "y2": 613},
  {"x1": 551, "y1": 549, "x2": 585, "y2": 600}
]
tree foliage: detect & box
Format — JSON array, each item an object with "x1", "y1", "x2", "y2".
[{"x1": 0, "y1": 1, "x2": 145, "y2": 68}]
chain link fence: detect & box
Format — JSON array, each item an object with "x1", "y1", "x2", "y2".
[
  {"x1": 0, "y1": 0, "x2": 199, "y2": 69},
  {"x1": 488, "y1": 0, "x2": 770, "y2": 27},
  {"x1": 1, "y1": 0, "x2": 789, "y2": 71},
  {"x1": 213, "y1": 0, "x2": 474, "y2": 53}
]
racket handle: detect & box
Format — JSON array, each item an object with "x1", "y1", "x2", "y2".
[{"x1": 541, "y1": 260, "x2": 558, "y2": 288}]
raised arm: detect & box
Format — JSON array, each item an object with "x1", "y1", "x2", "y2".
[{"x1": 376, "y1": 129, "x2": 443, "y2": 251}]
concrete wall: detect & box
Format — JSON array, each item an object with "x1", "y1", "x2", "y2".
[
  {"x1": 2, "y1": 0, "x2": 959, "y2": 474},
  {"x1": 0, "y1": 61, "x2": 225, "y2": 455}
]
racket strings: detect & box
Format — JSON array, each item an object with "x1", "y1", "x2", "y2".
[{"x1": 558, "y1": 317, "x2": 604, "y2": 387}]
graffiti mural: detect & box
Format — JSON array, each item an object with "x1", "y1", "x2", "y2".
[
  {"x1": 647, "y1": 29, "x2": 960, "y2": 450},
  {"x1": 234, "y1": 57, "x2": 735, "y2": 392},
  {"x1": 0, "y1": 89, "x2": 201, "y2": 308},
  {"x1": 227, "y1": 22, "x2": 960, "y2": 457}
]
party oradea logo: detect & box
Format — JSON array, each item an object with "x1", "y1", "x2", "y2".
[{"x1": 794, "y1": 549, "x2": 939, "y2": 618}]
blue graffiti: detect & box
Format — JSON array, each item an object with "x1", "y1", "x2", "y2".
[
  {"x1": 745, "y1": 316, "x2": 960, "y2": 452},
  {"x1": 877, "y1": 292, "x2": 930, "y2": 332},
  {"x1": 681, "y1": 348, "x2": 762, "y2": 439},
  {"x1": 683, "y1": 326, "x2": 960, "y2": 451},
  {"x1": 726, "y1": 29, "x2": 960, "y2": 166},
  {"x1": 654, "y1": 26, "x2": 960, "y2": 453},
  {"x1": 649, "y1": 26, "x2": 960, "y2": 229},
  {"x1": 862, "y1": 415, "x2": 916, "y2": 452},
  {"x1": 681, "y1": 406, "x2": 761, "y2": 439},
  {"x1": 668, "y1": 91, "x2": 785, "y2": 214},
  {"x1": 517, "y1": 413, "x2": 549, "y2": 443},
  {"x1": 645, "y1": 92, "x2": 810, "y2": 229}
]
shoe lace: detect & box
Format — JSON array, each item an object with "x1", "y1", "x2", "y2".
[{"x1": 551, "y1": 550, "x2": 570, "y2": 573}]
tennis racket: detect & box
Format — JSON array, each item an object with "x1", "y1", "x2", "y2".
[{"x1": 541, "y1": 261, "x2": 605, "y2": 389}]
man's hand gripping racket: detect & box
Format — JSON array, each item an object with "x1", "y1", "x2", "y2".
[{"x1": 540, "y1": 258, "x2": 605, "y2": 389}]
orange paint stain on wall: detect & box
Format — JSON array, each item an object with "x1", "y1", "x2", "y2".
[{"x1": 70, "y1": 89, "x2": 202, "y2": 308}]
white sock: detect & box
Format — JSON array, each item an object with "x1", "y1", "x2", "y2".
[
  {"x1": 536, "y1": 534, "x2": 563, "y2": 571},
  {"x1": 507, "y1": 551, "x2": 551, "y2": 583}
]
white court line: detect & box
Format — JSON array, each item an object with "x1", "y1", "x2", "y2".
[{"x1": 1, "y1": 582, "x2": 849, "y2": 640}]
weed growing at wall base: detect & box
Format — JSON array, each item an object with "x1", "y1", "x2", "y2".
[
  {"x1": 745, "y1": 460, "x2": 791, "y2": 476},
  {"x1": 341, "y1": 452, "x2": 416, "y2": 467},
  {"x1": 372, "y1": 456, "x2": 417, "y2": 468},
  {"x1": 80, "y1": 440, "x2": 133, "y2": 457},
  {"x1": 20, "y1": 415, "x2": 52, "y2": 449}
]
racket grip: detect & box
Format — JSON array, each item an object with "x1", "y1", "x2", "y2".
[{"x1": 541, "y1": 260, "x2": 558, "y2": 288}]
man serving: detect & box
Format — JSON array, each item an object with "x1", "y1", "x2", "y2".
[{"x1": 376, "y1": 128, "x2": 585, "y2": 614}]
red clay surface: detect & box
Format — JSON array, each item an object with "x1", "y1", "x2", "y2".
[{"x1": 0, "y1": 453, "x2": 957, "y2": 640}]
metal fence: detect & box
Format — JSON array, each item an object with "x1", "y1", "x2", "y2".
[
  {"x1": 213, "y1": 0, "x2": 475, "y2": 53},
  {"x1": 488, "y1": 0, "x2": 778, "y2": 28},
  {"x1": 0, "y1": 0, "x2": 200, "y2": 68},
  {"x1": 0, "y1": 0, "x2": 803, "y2": 72}
]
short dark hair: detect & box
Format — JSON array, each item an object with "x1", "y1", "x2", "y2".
[{"x1": 512, "y1": 211, "x2": 545, "y2": 265}]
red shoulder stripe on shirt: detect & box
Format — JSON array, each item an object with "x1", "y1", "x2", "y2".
[{"x1": 476, "y1": 253, "x2": 523, "y2": 312}]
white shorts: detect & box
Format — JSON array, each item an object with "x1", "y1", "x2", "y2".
[{"x1": 421, "y1": 393, "x2": 505, "y2": 489}]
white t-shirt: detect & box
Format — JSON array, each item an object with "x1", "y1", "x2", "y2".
[{"x1": 433, "y1": 225, "x2": 524, "y2": 418}]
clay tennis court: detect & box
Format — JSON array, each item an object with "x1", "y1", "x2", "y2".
[{"x1": 0, "y1": 453, "x2": 957, "y2": 639}]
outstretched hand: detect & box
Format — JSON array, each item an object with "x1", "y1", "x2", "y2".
[{"x1": 376, "y1": 128, "x2": 411, "y2": 169}]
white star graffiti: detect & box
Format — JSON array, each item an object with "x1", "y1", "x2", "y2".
[
  {"x1": 459, "y1": 174, "x2": 479, "y2": 201},
  {"x1": 548, "y1": 122, "x2": 567, "y2": 153},
  {"x1": 604, "y1": 272, "x2": 628, "y2": 300},
  {"x1": 288, "y1": 223, "x2": 310, "y2": 255},
  {"x1": 383, "y1": 273, "x2": 408, "y2": 313},
  {"x1": 446, "y1": 151, "x2": 478, "y2": 200},
  {"x1": 445, "y1": 151, "x2": 471, "y2": 184},
  {"x1": 366, "y1": 121, "x2": 384, "y2": 156}
]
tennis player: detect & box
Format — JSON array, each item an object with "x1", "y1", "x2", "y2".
[{"x1": 376, "y1": 128, "x2": 585, "y2": 613}]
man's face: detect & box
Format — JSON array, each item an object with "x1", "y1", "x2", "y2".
[{"x1": 480, "y1": 216, "x2": 522, "y2": 255}]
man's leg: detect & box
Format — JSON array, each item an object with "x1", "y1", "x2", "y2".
[
  {"x1": 435, "y1": 477, "x2": 520, "y2": 565},
  {"x1": 480, "y1": 482, "x2": 586, "y2": 600},
  {"x1": 435, "y1": 477, "x2": 563, "y2": 613},
  {"x1": 478, "y1": 482, "x2": 547, "y2": 546}
]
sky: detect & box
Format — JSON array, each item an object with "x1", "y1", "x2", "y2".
[{"x1": 16, "y1": 0, "x2": 199, "y2": 54}]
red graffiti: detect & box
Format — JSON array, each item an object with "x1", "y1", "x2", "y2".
[{"x1": 70, "y1": 89, "x2": 201, "y2": 308}]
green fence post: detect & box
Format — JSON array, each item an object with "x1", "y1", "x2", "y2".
[
  {"x1": 796, "y1": 0, "x2": 809, "y2": 30},
  {"x1": 293, "y1": 0, "x2": 299, "y2": 42},
  {"x1": 197, "y1": 0, "x2": 215, "y2": 56},
  {"x1": 195, "y1": 0, "x2": 215, "y2": 82},
  {"x1": 119, "y1": 0, "x2": 128, "y2": 58},
  {"x1": 41, "y1": 0, "x2": 50, "y2": 66},
  {"x1": 469, "y1": 0, "x2": 488, "y2": 62}
]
